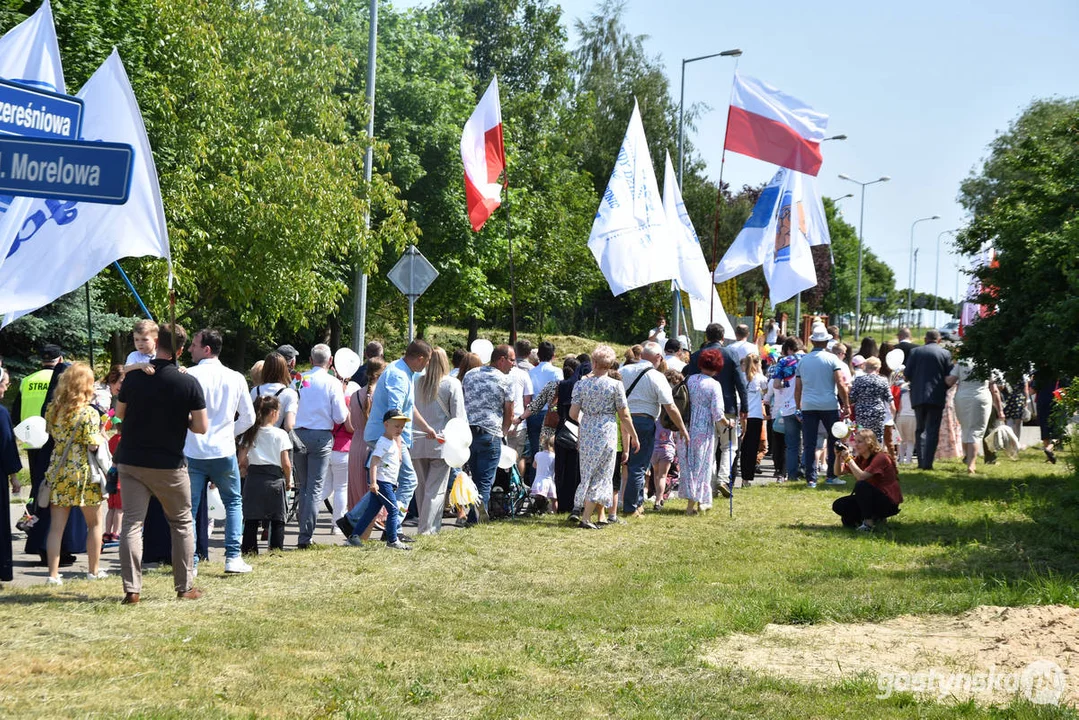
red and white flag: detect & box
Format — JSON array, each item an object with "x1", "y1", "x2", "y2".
[
  {"x1": 461, "y1": 77, "x2": 506, "y2": 232},
  {"x1": 725, "y1": 72, "x2": 829, "y2": 176}
]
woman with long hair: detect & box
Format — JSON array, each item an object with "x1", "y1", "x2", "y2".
[
  {"x1": 456, "y1": 352, "x2": 482, "y2": 379},
  {"x1": 251, "y1": 352, "x2": 298, "y2": 431},
  {"x1": 43, "y1": 363, "x2": 106, "y2": 585},
  {"x1": 856, "y1": 337, "x2": 879, "y2": 361},
  {"x1": 740, "y1": 353, "x2": 768, "y2": 486},
  {"x1": 347, "y1": 357, "x2": 386, "y2": 510},
  {"x1": 569, "y1": 346, "x2": 638, "y2": 528},
  {"x1": 832, "y1": 429, "x2": 903, "y2": 532},
  {"x1": 413, "y1": 347, "x2": 467, "y2": 534}
]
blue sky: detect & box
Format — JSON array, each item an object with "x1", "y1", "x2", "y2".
[{"x1": 393, "y1": 0, "x2": 1079, "y2": 319}]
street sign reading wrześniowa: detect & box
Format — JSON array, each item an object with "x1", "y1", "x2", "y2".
[{"x1": 0, "y1": 78, "x2": 83, "y2": 140}]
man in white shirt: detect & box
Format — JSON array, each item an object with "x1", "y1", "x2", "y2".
[
  {"x1": 184, "y1": 329, "x2": 256, "y2": 574},
  {"x1": 507, "y1": 341, "x2": 533, "y2": 476},
  {"x1": 526, "y1": 341, "x2": 563, "y2": 469},
  {"x1": 294, "y1": 344, "x2": 349, "y2": 549},
  {"x1": 727, "y1": 324, "x2": 756, "y2": 364},
  {"x1": 620, "y1": 342, "x2": 689, "y2": 517},
  {"x1": 647, "y1": 316, "x2": 667, "y2": 345},
  {"x1": 663, "y1": 339, "x2": 686, "y2": 372}
]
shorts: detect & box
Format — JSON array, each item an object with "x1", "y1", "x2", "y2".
[
  {"x1": 651, "y1": 441, "x2": 676, "y2": 465},
  {"x1": 507, "y1": 425, "x2": 527, "y2": 455}
]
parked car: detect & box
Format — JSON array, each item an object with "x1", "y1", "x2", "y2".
[{"x1": 938, "y1": 320, "x2": 960, "y2": 341}]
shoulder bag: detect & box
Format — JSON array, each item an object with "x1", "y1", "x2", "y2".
[{"x1": 555, "y1": 417, "x2": 579, "y2": 450}]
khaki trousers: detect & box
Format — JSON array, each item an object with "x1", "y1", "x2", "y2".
[{"x1": 117, "y1": 464, "x2": 195, "y2": 594}]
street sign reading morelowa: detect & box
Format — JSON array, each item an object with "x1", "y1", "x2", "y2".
[
  {"x1": 388, "y1": 245, "x2": 438, "y2": 297},
  {"x1": 0, "y1": 135, "x2": 134, "y2": 204}
]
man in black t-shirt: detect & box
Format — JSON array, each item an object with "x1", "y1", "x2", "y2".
[{"x1": 115, "y1": 323, "x2": 208, "y2": 604}]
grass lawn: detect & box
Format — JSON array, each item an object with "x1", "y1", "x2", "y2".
[{"x1": 1, "y1": 451, "x2": 1076, "y2": 719}]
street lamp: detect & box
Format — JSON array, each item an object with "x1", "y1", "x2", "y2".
[
  {"x1": 823, "y1": 134, "x2": 848, "y2": 142},
  {"x1": 674, "y1": 47, "x2": 741, "y2": 337},
  {"x1": 838, "y1": 173, "x2": 890, "y2": 335},
  {"x1": 907, "y1": 215, "x2": 940, "y2": 324},
  {"x1": 935, "y1": 228, "x2": 959, "y2": 316}
]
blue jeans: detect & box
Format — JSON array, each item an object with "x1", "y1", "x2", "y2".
[
  {"x1": 187, "y1": 455, "x2": 242, "y2": 561},
  {"x1": 624, "y1": 415, "x2": 656, "y2": 514},
  {"x1": 345, "y1": 447, "x2": 417, "y2": 532},
  {"x1": 782, "y1": 415, "x2": 802, "y2": 482},
  {"x1": 395, "y1": 448, "x2": 418, "y2": 512},
  {"x1": 347, "y1": 480, "x2": 399, "y2": 543},
  {"x1": 467, "y1": 427, "x2": 501, "y2": 523},
  {"x1": 294, "y1": 428, "x2": 333, "y2": 546},
  {"x1": 801, "y1": 409, "x2": 840, "y2": 483}
]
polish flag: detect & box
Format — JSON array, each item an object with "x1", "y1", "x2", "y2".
[
  {"x1": 461, "y1": 77, "x2": 506, "y2": 232},
  {"x1": 724, "y1": 73, "x2": 829, "y2": 176}
]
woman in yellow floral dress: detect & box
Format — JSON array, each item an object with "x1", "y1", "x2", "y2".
[{"x1": 44, "y1": 363, "x2": 106, "y2": 585}]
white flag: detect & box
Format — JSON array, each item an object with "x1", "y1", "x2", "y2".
[
  {"x1": 714, "y1": 168, "x2": 826, "y2": 306},
  {"x1": 0, "y1": 50, "x2": 170, "y2": 323},
  {"x1": 662, "y1": 152, "x2": 713, "y2": 301},
  {"x1": 0, "y1": 0, "x2": 67, "y2": 260},
  {"x1": 0, "y1": 0, "x2": 65, "y2": 93},
  {"x1": 587, "y1": 100, "x2": 676, "y2": 296},
  {"x1": 687, "y1": 290, "x2": 735, "y2": 338}
]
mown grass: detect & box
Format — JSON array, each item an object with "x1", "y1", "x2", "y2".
[{"x1": 0, "y1": 451, "x2": 1076, "y2": 718}]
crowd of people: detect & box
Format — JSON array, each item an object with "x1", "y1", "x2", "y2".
[{"x1": 0, "y1": 313, "x2": 1064, "y2": 596}]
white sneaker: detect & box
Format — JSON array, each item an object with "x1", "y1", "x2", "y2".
[
  {"x1": 45, "y1": 576, "x2": 63, "y2": 586},
  {"x1": 224, "y1": 557, "x2": 253, "y2": 574},
  {"x1": 87, "y1": 570, "x2": 109, "y2": 580}
]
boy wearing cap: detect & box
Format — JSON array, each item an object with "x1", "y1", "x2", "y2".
[{"x1": 338, "y1": 409, "x2": 411, "y2": 551}]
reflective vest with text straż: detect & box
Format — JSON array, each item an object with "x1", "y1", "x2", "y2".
[{"x1": 19, "y1": 368, "x2": 54, "y2": 423}]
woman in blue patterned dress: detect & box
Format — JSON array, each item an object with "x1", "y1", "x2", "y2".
[
  {"x1": 569, "y1": 346, "x2": 638, "y2": 529},
  {"x1": 676, "y1": 349, "x2": 732, "y2": 514}
]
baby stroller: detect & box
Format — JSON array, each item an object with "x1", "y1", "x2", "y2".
[{"x1": 488, "y1": 463, "x2": 532, "y2": 519}]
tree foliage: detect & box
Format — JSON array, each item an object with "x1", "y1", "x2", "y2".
[{"x1": 957, "y1": 98, "x2": 1079, "y2": 382}]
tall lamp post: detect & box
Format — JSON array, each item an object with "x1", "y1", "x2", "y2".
[
  {"x1": 674, "y1": 48, "x2": 741, "y2": 337},
  {"x1": 838, "y1": 173, "x2": 890, "y2": 336},
  {"x1": 907, "y1": 215, "x2": 940, "y2": 325},
  {"x1": 352, "y1": 0, "x2": 379, "y2": 353},
  {"x1": 830, "y1": 192, "x2": 854, "y2": 328},
  {"x1": 934, "y1": 228, "x2": 959, "y2": 317}
]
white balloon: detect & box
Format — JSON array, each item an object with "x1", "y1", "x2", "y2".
[
  {"x1": 206, "y1": 487, "x2": 227, "y2": 520},
  {"x1": 498, "y1": 444, "x2": 517, "y2": 470},
  {"x1": 885, "y1": 348, "x2": 905, "y2": 372},
  {"x1": 443, "y1": 442, "x2": 471, "y2": 469},
  {"x1": 334, "y1": 347, "x2": 362, "y2": 381},
  {"x1": 13, "y1": 416, "x2": 47, "y2": 449},
  {"x1": 442, "y1": 417, "x2": 472, "y2": 447},
  {"x1": 831, "y1": 421, "x2": 851, "y2": 439},
  {"x1": 471, "y1": 338, "x2": 494, "y2": 364}
]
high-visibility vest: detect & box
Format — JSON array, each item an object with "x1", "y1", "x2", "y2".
[{"x1": 19, "y1": 368, "x2": 53, "y2": 423}]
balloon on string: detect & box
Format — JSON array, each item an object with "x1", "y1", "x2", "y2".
[
  {"x1": 442, "y1": 417, "x2": 472, "y2": 448},
  {"x1": 443, "y1": 441, "x2": 471, "y2": 469},
  {"x1": 498, "y1": 444, "x2": 517, "y2": 470},
  {"x1": 334, "y1": 347, "x2": 362, "y2": 381},
  {"x1": 471, "y1": 338, "x2": 493, "y2": 364},
  {"x1": 885, "y1": 348, "x2": 905, "y2": 372},
  {"x1": 831, "y1": 421, "x2": 851, "y2": 439},
  {"x1": 13, "y1": 416, "x2": 47, "y2": 449}
]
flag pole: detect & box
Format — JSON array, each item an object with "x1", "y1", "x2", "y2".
[
  {"x1": 85, "y1": 281, "x2": 94, "y2": 373},
  {"x1": 710, "y1": 57, "x2": 741, "y2": 320},
  {"x1": 505, "y1": 177, "x2": 518, "y2": 344}
]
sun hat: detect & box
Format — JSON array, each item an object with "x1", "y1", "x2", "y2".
[
  {"x1": 809, "y1": 324, "x2": 831, "y2": 343},
  {"x1": 851, "y1": 354, "x2": 866, "y2": 367}
]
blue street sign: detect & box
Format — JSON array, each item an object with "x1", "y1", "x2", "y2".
[
  {"x1": 0, "y1": 78, "x2": 83, "y2": 140},
  {"x1": 0, "y1": 135, "x2": 134, "y2": 204},
  {"x1": 867, "y1": 295, "x2": 887, "y2": 302}
]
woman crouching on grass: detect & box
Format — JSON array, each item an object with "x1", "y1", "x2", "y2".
[{"x1": 831, "y1": 429, "x2": 903, "y2": 533}]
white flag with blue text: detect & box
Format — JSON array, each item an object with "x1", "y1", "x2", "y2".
[
  {"x1": 713, "y1": 168, "x2": 827, "y2": 306},
  {"x1": 0, "y1": 0, "x2": 67, "y2": 257},
  {"x1": 661, "y1": 152, "x2": 732, "y2": 334},
  {"x1": 587, "y1": 100, "x2": 677, "y2": 296},
  {"x1": 0, "y1": 0, "x2": 65, "y2": 93},
  {"x1": 0, "y1": 50, "x2": 170, "y2": 323}
]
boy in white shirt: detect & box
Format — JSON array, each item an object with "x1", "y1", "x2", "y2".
[
  {"x1": 338, "y1": 409, "x2": 411, "y2": 550},
  {"x1": 124, "y1": 319, "x2": 158, "y2": 369}
]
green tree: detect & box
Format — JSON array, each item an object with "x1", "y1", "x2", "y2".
[{"x1": 956, "y1": 98, "x2": 1079, "y2": 381}]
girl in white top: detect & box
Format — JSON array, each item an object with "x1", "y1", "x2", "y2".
[
  {"x1": 530, "y1": 435, "x2": 558, "y2": 512},
  {"x1": 238, "y1": 396, "x2": 292, "y2": 553},
  {"x1": 739, "y1": 353, "x2": 770, "y2": 486}
]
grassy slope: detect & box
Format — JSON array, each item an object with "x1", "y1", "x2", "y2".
[{"x1": 0, "y1": 453, "x2": 1076, "y2": 719}]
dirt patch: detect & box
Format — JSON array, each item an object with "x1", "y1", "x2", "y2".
[{"x1": 704, "y1": 605, "x2": 1078, "y2": 707}]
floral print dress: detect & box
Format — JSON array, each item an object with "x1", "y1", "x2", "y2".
[
  {"x1": 571, "y1": 375, "x2": 627, "y2": 508},
  {"x1": 45, "y1": 404, "x2": 104, "y2": 508},
  {"x1": 850, "y1": 373, "x2": 892, "y2": 442},
  {"x1": 676, "y1": 374, "x2": 724, "y2": 505}
]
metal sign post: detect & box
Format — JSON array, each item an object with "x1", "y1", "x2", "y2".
[{"x1": 388, "y1": 245, "x2": 438, "y2": 342}]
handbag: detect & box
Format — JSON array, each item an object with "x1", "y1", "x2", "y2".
[
  {"x1": 555, "y1": 417, "x2": 579, "y2": 450},
  {"x1": 543, "y1": 407, "x2": 560, "y2": 429},
  {"x1": 37, "y1": 430, "x2": 79, "y2": 509}
]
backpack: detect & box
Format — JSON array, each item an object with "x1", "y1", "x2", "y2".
[{"x1": 661, "y1": 379, "x2": 691, "y2": 431}]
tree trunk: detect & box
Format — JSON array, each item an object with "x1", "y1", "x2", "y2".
[
  {"x1": 109, "y1": 330, "x2": 126, "y2": 366},
  {"x1": 232, "y1": 326, "x2": 249, "y2": 371},
  {"x1": 467, "y1": 316, "x2": 478, "y2": 347},
  {"x1": 328, "y1": 315, "x2": 341, "y2": 351}
]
